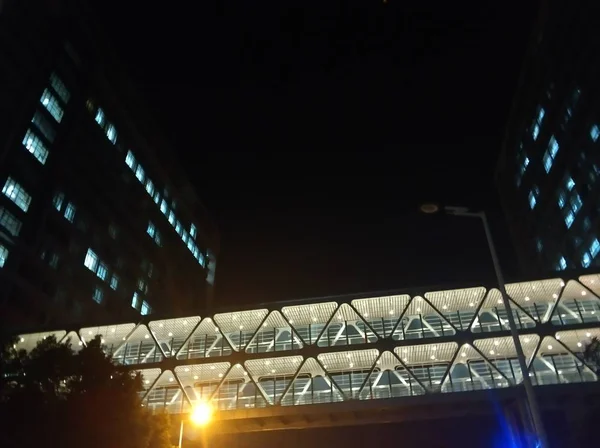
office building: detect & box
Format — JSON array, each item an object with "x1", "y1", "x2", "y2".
[{"x1": 0, "y1": 0, "x2": 218, "y2": 331}]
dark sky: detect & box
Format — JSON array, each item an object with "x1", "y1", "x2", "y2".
[{"x1": 103, "y1": 1, "x2": 537, "y2": 307}]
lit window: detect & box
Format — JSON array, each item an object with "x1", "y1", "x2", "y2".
[
  {"x1": 40, "y1": 89, "x2": 64, "y2": 122},
  {"x1": 190, "y1": 224, "x2": 197, "y2": 239},
  {"x1": 591, "y1": 239, "x2": 600, "y2": 258},
  {"x1": 125, "y1": 151, "x2": 136, "y2": 169},
  {"x1": 110, "y1": 274, "x2": 119, "y2": 290},
  {"x1": 591, "y1": 125, "x2": 600, "y2": 142},
  {"x1": 135, "y1": 165, "x2": 145, "y2": 183},
  {"x1": 565, "y1": 211, "x2": 575, "y2": 228},
  {"x1": 168, "y1": 210, "x2": 175, "y2": 226},
  {"x1": 582, "y1": 252, "x2": 591, "y2": 268},
  {"x1": 536, "y1": 107, "x2": 545, "y2": 123},
  {"x1": 96, "y1": 262, "x2": 108, "y2": 281},
  {"x1": 2, "y1": 178, "x2": 32, "y2": 212},
  {"x1": 105, "y1": 123, "x2": 117, "y2": 144},
  {"x1": 147, "y1": 221, "x2": 156, "y2": 238},
  {"x1": 21, "y1": 129, "x2": 49, "y2": 164},
  {"x1": 536, "y1": 238, "x2": 543, "y2": 253},
  {"x1": 0, "y1": 243, "x2": 8, "y2": 268},
  {"x1": 92, "y1": 286, "x2": 103, "y2": 304},
  {"x1": 528, "y1": 186, "x2": 539, "y2": 209},
  {"x1": 543, "y1": 136, "x2": 559, "y2": 173},
  {"x1": 153, "y1": 191, "x2": 160, "y2": 205},
  {"x1": 64, "y1": 202, "x2": 76, "y2": 222},
  {"x1": 49, "y1": 73, "x2": 70, "y2": 103},
  {"x1": 570, "y1": 193, "x2": 582, "y2": 213},
  {"x1": 187, "y1": 239, "x2": 194, "y2": 252},
  {"x1": 52, "y1": 192, "x2": 64, "y2": 211},
  {"x1": 182, "y1": 230, "x2": 188, "y2": 244},
  {"x1": 532, "y1": 124, "x2": 540, "y2": 141},
  {"x1": 175, "y1": 221, "x2": 182, "y2": 235},
  {"x1": 566, "y1": 176, "x2": 575, "y2": 191},
  {"x1": 84, "y1": 248, "x2": 99, "y2": 272},
  {"x1": 0, "y1": 207, "x2": 22, "y2": 237},
  {"x1": 131, "y1": 292, "x2": 141, "y2": 310},
  {"x1": 141, "y1": 301, "x2": 151, "y2": 316},
  {"x1": 556, "y1": 256, "x2": 567, "y2": 271},
  {"x1": 160, "y1": 200, "x2": 168, "y2": 215},
  {"x1": 138, "y1": 278, "x2": 146, "y2": 292},
  {"x1": 557, "y1": 191, "x2": 566, "y2": 209},
  {"x1": 95, "y1": 108, "x2": 105, "y2": 126},
  {"x1": 145, "y1": 179, "x2": 155, "y2": 196},
  {"x1": 31, "y1": 111, "x2": 56, "y2": 142}
]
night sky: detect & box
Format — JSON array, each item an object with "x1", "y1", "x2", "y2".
[{"x1": 102, "y1": 1, "x2": 537, "y2": 307}]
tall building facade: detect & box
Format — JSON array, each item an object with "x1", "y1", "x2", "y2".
[
  {"x1": 0, "y1": 0, "x2": 218, "y2": 331},
  {"x1": 496, "y1": 0, "x2": 600, "y2": 277}
]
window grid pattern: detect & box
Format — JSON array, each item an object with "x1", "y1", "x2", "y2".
[
  {"x1": 0, "y1": 207, "x2": 22, "y2": 237},
  {"x1": 2, "y1": 178, "x2": 32, "y2": 212},
  {"x1": 0, "y1": 243, "x2": 8, "y2": 267},
  {"x1": 40, "y1": 89, "x2": 64, "y2": 122}
]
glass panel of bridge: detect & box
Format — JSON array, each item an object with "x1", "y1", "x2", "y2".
[
  {"x1": 281, "y1": 302, "x2": 338, "y2": 345},
  {"x1": 112, "y1": 325, "x2": 163, "y2": 366},
  {"x1": 318, "y1": 349, "x2": 379, "y2": 399},
  {"x1": 359, "y1": 351, "x2": 425, "y2": 400},
  {"x1": 214, "y1": 309, "x2": 269, "y2": 351},
  {"x1": 245, "y1": 356, "x2": 303, "y2": 404},
  {"x1": 392, "y1": 296, "x2": 456, "y2": 340},
  {"x1": 471, "y1": 289, "x2": 536, "y2": 334},
  {"x1": 175, "y1": 362, "x2": 230, "y2": 406},
  {"x1": 61, "y1": 331, "x2": 84, "y2": 352},
  {"x1": 316, "y1": 303, "x2": 377, "y2": 347},
  {"x1": 550, "y1": 280, "x2": 600, "y2": 326},
  {"x1": 149, "y1": 316, "x2": 200, "y2": 357},
  {"x1": 246, "y1": 311, "x2": 303, "y2": 353},
  {"x1": 136, "y1": 368, "x2": 162, "y2": 400},
  {"x1": 15, "y1": 330, "x2": 67, "y2": 353},
  {"x1": 530, "y1": 336, "x2": 596, "y2": 386},
  {"x1": 79, "y1": 323, "x2": 135, "y2": 357},
  {"x1": 578, "y1": 273, "x2": 600, "y2": 297},
  {"x1": 425, "y1": 287, "x2": 486, "y2": 331},
  {"x1": 473, "y1": 335, "x2": 539, "y2": 385},
  {"x1": 506, "y1": 279, "x2": 563, "y2": 323},
  {"x1": 441, "y1": 344, "x2": 508, "y2": 393},
  {"x1": 142, "y1": 369, "x2": 190, "y2": 414},
  {"x1": 280, "y1": 358, "x2": 344, "y2": 406},
  {"x1": 395, "y1": 342, "x2": 457, "y2": 393},
  {"x1": 351, "y1": 295, "x2": 410, "y2": 338},
  {"x1": 554, "y1": 327, "x2": 600, "y2": 356},
  {"x1": 213, "y1": 364, "x2": 268, "y2": 410},
  {"x1": 176, "y1": 317, "x2": 232, "y2": 360}
]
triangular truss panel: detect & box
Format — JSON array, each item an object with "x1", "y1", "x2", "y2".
[
  {"x1": 245, "y1": 355, "x2": 303, "y2": 404},
  {"x1": 214, "y1": 309, "x2": 269, "y2": 351},
  {"x1": 392, "y1": 296, "x2": 456, "y2": 340},
  {"x1": 578, "y1": 274, "x2": 600, "y2": 297},
  {"x1": 175, "y1": 362, "x2": 230, "y2": 404},
  {"x1": 245, "y1": 311, "x2": 303, "y2": 353},
  {"x1": 14, "y1": 330, "x2": 67, "y2": 353},
  {"x1": 555, "y1": 328, "x2": 600, "y2": 354},
  {"x1": 394, "y1": 342, "x2": 457, "y2": 393},
  {"x1": 318, "y1": 349, "x2": 379, "y2": 399},
  {"x1": 506, "y1": 278, "x2": 563, "y2": 323},
  {"x1": 112, "y1": 325, "x2": 162, "y2": 366},
  {"x1": 281, "y1": 301, "x2": 338, "y2": 345},
  {"x1": 425, "y1": 287, "x2": 487, "y2": 331},
  {"x1": 358, "y1": 351, "x2": 425, "y2": 400},
  {"x1": 551, "y1": 280, "x2": 600, "y2": 326},
  {"x1": 316, "y1": 303, "x2": 377, "y2": 347},
  {"x1": 136, "y1": 368, "x2": 162, "y2": 400},
  {"x1": 530, "y1": 336, "x2": 597, "y2": 386},
  {"x1": 351, "y1": 295, "x2": 411, "y2": 338},
  {"x1": 212, "y1": 363, "x2": 268, "y2": 410},
  {"x1": 441, "y1": 343, "x2": 509, "y2": 393},
  {"x1": 149, "y1": 316, "x2": 200, "y2": 357},
  {"x1": 79, "y1": 323, "x2": 135, "y2": 357},
  {"x1": 176, "y1": 317, "x2": 232, "y2": 360},
  {"x1": 142, "y1": 369, "x2": 190, "y2": 414},
  {"x1": 471, "y1": 289, "x2": 536, "y2": 334},
  {"x1": 473, "y1": 335, "x2": 540, "y2": 384},
  {"x1": 61, "y1": 331, "x2": 84, "y2": 352},
  {"x1": 280, "y1": 358, "x2": 344, "y2": 406}
]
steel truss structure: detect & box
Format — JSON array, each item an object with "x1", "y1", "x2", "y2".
[{"x1": 15, "y1": 274, "x2": 600, "y2": 414}]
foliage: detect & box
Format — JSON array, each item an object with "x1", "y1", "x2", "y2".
[
  {"x1": 583, "y1": 336, "x2": 600, "y2": 373},
  {"x1": 0, "y1": 335, "x2": 173, "y2": 448}
]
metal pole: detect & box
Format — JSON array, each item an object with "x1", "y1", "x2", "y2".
[
  {"x1": 476, "y1": 211, "x2": 548, "y2": 448},
  {"x1": 178, "y1": 419, "x2": 184, "y2": 448}
]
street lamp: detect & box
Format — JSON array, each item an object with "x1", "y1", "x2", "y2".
[
  {"x1": 179, "y1": 401, "x2": 213, "y2": 448},
  {"x1": 420, "y1": 203, "x2": 548, "y2": 448}
]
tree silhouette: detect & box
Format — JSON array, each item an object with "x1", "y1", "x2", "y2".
[{"x1": 0, "y1": 335, "x2": 173, "y2": 448}]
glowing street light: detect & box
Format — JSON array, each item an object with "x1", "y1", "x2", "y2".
[{"x1": 179, "y1": 401, "x2": 213, "y2": 448}]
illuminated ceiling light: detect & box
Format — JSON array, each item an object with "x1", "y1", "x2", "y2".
[
  {"x1": 363, "y1": 312, "x2": 369, "y2": 318},
  {"x1": 169, "y1": 377, "x2": 174, "y2": 382},
  {"x1": 561, "y1": 314, "x2": 566, "y2": 318},
  {"x1": 168, "y1": 332, "x2": 173, "y2": 337},
  {"x1": 337, "y1": 315, "x2": 343, "y2": 320},
  {"x1": 581, "y1": 291, "x2": 587, "y2": 296},
  {"x1": 88, "y1": 331, "x2": 93, "y2": 335},
  {"x1": 289, "y1": 319, "x2": 294, "y2": 324},
  {"x1": 524, "y1": 338, "x2": 530, "y2": 343},
  {"x1": 547, "y1": 345, "x2": 553, "y2": 350},
  {"x1": 323, "y1": 365, "x2": 328, "y2": 369},
  {"x1": 346, "y1": 353, "x2": 352, "y2": 358},
  {"x1": 524, "y1": 296, "x2": 530, "y2": 302},
  {"x1": 144, "y1": 334, "x2": 149, "y2": 339},
  {"x1": 497, "y1": 299, "x2": 503, "y2": 304},
  {"x1": 431, "y1": 346, "x2": 437, "y2": 351},
  {"x1": 265, "y1": 360, "x2": 271, "y2": 365},
  {"x1": 552, "y1": 293, "x2": 558, "y2": 299},
  {"x1": 20, "y1": 337, "x2": 24, "y2": 343},
  {"x1": 236, "y1": 364, "x2": 241, "y2": 368},
  {"x1": 194, "y1": 375, "x2": 199, "y2": 380},
  {"x1": 145, "y1": 380, "x2": 150, "y2": 384},
  {"x1": 442, "y1": 305, "x2": 447, "y2": 310},
  {"x1": 312, "y1": 317, "x2": 317, "y2": 322},
  {"x1": 219, "y1": 373, "x2": 224, "y2": 378},
  {"x1": 349, "y1": 363, "x2": 354, "y2": 368},
  {"x1": 239, "y1": 325, "x2": 244, "y2": 330},
  {"x1": 389, "y1": 310, "x2": 394, "y2": 315},
  {"x1": 271, "y1": 369, "x2": 276, "y2": 374},
  {"x1": 214, "y1": 328, "x2": 219, "y2": 332},
  {"x1": 586, "y1": 332, "x2": 591, "y2": 337},
  {"x1": 430, "y1": 355, "x2": 436, "y2": 360},
  {"x1": 402, "y1": 348, "x2": 407, "y2": 353},
  {"x1": 577, "y1": 342, "x2": 583, "y2": 347},
  {"x1": 592, "y1": 311, "x2": 597, "y2": 315},
  {"x1": 556, "y1": 335, "x2": 561, "y2": 340},
  {"x1": 101, "y1": 338, "x2": 105, "y2": 344},
  {"x1": 416, "y1": 308, "x2": 422, "y2": 313},
  {"x1": 558, "y1": 370, "x2": 563, "y2": 375},
  {"x1": 469, "y1": 302, "x2": 475, "y2": 307},
  {"x1": 184, "y1": 368, "x2": 190, "y2": 372},
  {"x1": 402, "y1": 358, "x2": 407, "y2": 362},
  {"x1": 159, "y1": 323, "x2": 164, "y2": 328},
  {"x1": 205, "y1": 318, "x2": 211, "y2": 322},
  {"x1": 210, "y1": 366, "x2": 215, "y2": 370},
  {"x1": 232, "y1": 316, "x2": 237, "y2": 320},
  {"x1": 243, "y1": 371, "x2": 248, "y2": 376},
  {"x1": 111, "y1": 328, "x2": 116, "y2": 333},
  {"x1": 122, "y1": 337, "x2": 127, "y2": 341},
  {"x1": 78, "y1": 341, "x2": 83, "y2": 346},
  {"x1": 489, "y1": 350, "x2": 495, "y2": 355},
  {"x1": 263, "y1": 323, "x2": 267, "y2": 327},
  {"x1": 461, "y1": 352, "x2": 466, "y2": 357},
  {"x1": 494, "y1": 340, "x2": 499, "y2": 346},
  {"x1": 376, "y1": 360, "x2": 381, "y2": 365},
  {"x1": 560, "y1": 281, "x2": 565, "y2": 287},
  {"x1": 183, "y1": 320, "x2": 188, "y2": 325}
]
